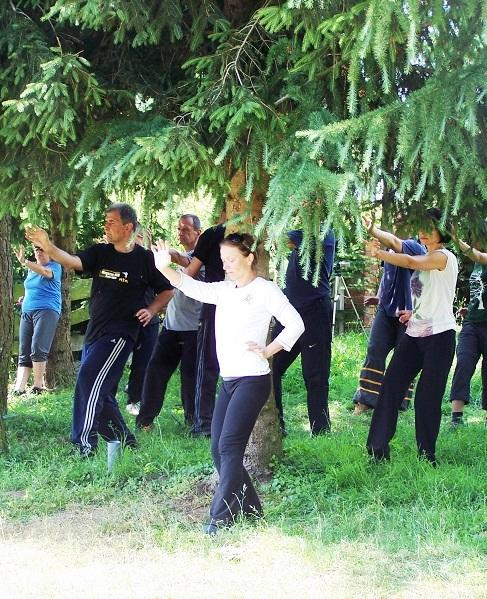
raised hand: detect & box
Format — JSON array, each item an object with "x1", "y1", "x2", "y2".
[
  {"x1": 14, "y1": 245, "x2": 25, "y2": 266},
  {"x1": 152, "y1": 239, "x2": 172, "y2": 272},
  {"x1": 362, "y1": 214, "x2": 375, "y2": 234},
  {"x1": 25, "y1": 226, "x2": 50, "y2": 250},
  {"x1": 368, "y1": 238, "x2": 381, "y2": 258}
]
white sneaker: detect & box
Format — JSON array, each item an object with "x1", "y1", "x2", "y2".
[{"x1": 126, "y1": 402, "x2": 140, "y2": 416}]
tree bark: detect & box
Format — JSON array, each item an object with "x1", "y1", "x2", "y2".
[
  {"x1": 0, "y1": 215, "x2": 13, "y2": 453},
  {"x1": 46, "y1": 200, "x2": 75, "y2": 389},
  {"x1": 223, "y1": 0, "x2": 262, "y2": 26},
  {"x1": 225, "y1": 169, "x2": 283, "y2": 480}
]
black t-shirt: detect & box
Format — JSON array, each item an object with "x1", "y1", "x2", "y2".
[
  {"x1": 77, "y1": 243, "x2": 172, "y2": 344},
  {"x1": 193, "y1": 224, "x2": 225, "y2": 283}
]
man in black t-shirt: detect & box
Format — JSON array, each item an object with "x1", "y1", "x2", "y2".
[
  {"x1": 183, "y1": 221, "x2": 225, "y2": 436},
  {"x1": 27, "y1": 204, "x2": 173, "y2": 456}
]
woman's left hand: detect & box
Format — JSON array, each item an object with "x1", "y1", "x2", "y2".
[{"x1": 246, "y1": 341, "x2": 268, "y2": 359}]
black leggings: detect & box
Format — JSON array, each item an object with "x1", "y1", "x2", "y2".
[
  {"x1": 209, "y1": 374, "x2": 271, "y2": 523},
  {"x1": 367, "y1": 329, "x2": 455, "y2": 461}
]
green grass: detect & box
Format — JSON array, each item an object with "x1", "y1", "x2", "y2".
[{"x1": 2, "y1": 331, "x2": 487, "y2": 596}]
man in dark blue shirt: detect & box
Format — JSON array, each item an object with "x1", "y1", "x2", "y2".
[
  {"x1": 272, "y1": 229, "x2": 335, "y2": 435},
  {"x1": 352, "y1": 217, "x2": 425, "y2": 413}
]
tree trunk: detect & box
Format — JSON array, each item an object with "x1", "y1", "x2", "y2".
[
  {"x1": 46, "y1": 201, "x2": 75, "y2": 388},
  {"x1": 0, "y1": 215, "x2": 14, "y2": 453},
  {"x1": 223, "y1": 0, "x2": 262, "y2": 25},
  {"x1": 225, "y1": 169, "x2": 283, "y2": 480}
]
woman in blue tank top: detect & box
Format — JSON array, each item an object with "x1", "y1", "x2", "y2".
[{"x1": 12, "y1": 244, "x2": 62, "y2": 395}]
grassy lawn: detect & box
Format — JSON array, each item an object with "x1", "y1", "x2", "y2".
[{"x1": 1, "y1": 332, "x2": 487, "y2": 598}]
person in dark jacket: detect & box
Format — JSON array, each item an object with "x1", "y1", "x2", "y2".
[{"x1": 272, "y1": 229, "x2": 335, "y2": 435}]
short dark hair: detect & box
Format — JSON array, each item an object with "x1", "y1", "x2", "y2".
[
  {"x1": 180, "y1": 214, "x2": 201, "y2": 231},
  {"x1": 106, "y1": 203, "x2": 137, "y2": 230},
  {"x1": 425, "y1": 207, "x2": 452, "y2": 244},
  {"x1": 220, "y1": 232, "x2": 258, "y2": 270}
]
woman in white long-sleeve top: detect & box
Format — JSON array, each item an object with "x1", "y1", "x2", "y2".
[{"x1": 152, "y1": 232, "x2": 305, "y2": 534}]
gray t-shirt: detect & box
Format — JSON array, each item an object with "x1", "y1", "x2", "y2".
[{"x1": 164, "y1": 251, "x2": 204, "y2": 331}]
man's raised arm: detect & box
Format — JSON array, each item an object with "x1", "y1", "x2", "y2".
[{"x1": 26, "y1": 226, "x2": 83, "y2": 271}]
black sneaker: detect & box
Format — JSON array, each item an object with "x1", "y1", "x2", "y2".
[
  {"x1": 190, "y1": 424, "x2": 211, "y2": 438},
  {"x1": 190, "y1": 429, "x2": 211, "y2": 438}
]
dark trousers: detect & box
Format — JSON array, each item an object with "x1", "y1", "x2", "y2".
[
  {"x1": 136, "y1": 327, "x2": 198, "y2": 427},
  {"x1": 272, "y1": 297, "x2": 332, "y2": 434},
  {"x1": 18, "y1": 309, "x2": 60, "y2": 366},
  {"x1": 210, "y1": 375, "x2": 270, "y2": 523},
  {"x1": 193, "y1": 305, "x2": 220, "y2": 433},
  {"x1": 126, "y1": 321, "x2": 159, "y2": 405},
  {"x1": 72, "y1": 335, "x2": 136, "y2": 456},
  {"x1": 450, "y1": 321, "x2": 487, "y2": 409},
  {"x1": 367, "y1": 329, "x2": 456, "y2": 461},
  {"x1": 353, "y1": 305, "x2": 411, "y2": 409}
]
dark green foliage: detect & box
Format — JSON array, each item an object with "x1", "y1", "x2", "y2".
[{"x1": 2, "y1": 1, "x2": 487, "y2": 261}]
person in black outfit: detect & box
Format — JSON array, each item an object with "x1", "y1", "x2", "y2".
[
  {"x1": 272, "y1": 230, "x2": 335, "y2": 435},
  {"x1": 125, "y1": 225, "x2": 160, "y2": 416},
  {"x1": 184, "y1": 219, "x2": 226, "y2": 437},
  {"x1": 26, "y1": 203, "x2": 173, "y2": 456},
  {"x1": 136, "y1": 214, "x2": 203, "y2": 429}
]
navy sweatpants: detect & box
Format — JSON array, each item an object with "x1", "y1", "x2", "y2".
[
  {"x1": 272, "y1": 297, "x2": 332, "y2": 434},
  {"x1": 126, "y1": 320, "x2": 159, "y2": 405},
  {"x1": 136, "y1": 327, "x2": 198, "y2": 427},
  {"x1": 72, "y1": 334, "x2": 136, "y2": 456},
  {"x1": 209, "y1": 375, "x2": 270, "y2": 523}
]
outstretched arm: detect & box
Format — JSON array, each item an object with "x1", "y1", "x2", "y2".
[
  {"x1": 152, "y1": 240, "x2": 220, "y2": 304},
  {"x1": 25, "y1": 227, "x2": 83, "y2": 271},
  {"x1": 183, "y1": 256, "x2": 203, "y2": 278},
  {"x1": 363, "y1": 216, "x2": 403, "y2": 253},
  {"x1": 369, "y1": 239, "x2": 447, "y2": 271},
  {"x1": 169, "y1": 249, "x2": 191, "y2": 268},
  {"x1": 457, "y1": 240, "x2": 487, "y2": 265},
  {"x1": 15, "y1": 245, "x2": 54, "y2": 279}
]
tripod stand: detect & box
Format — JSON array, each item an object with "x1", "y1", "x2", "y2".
[{"x1": 332, "y1": 262, "x2": 368, "y2": 338}]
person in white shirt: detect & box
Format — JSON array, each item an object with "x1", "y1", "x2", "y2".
[
  {"x1": 366, "y1": 208, "x2": 458, "y2": 465},
  {"x1": 152, "y1": 232, "x2": 305, "y2": 534}
]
